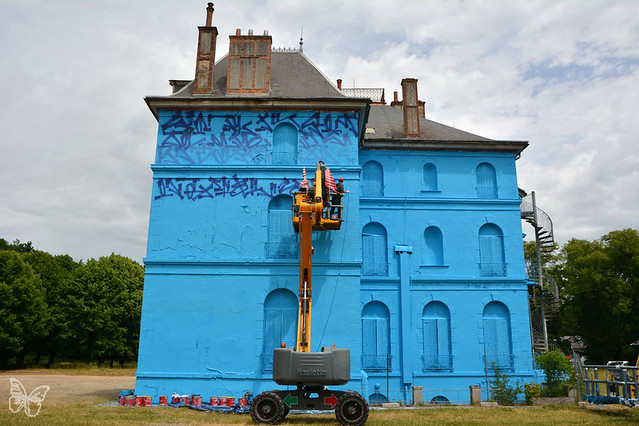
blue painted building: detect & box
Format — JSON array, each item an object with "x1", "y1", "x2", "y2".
[{"x1": 136, "y1": 7, "x2": 535, "y2": 405}]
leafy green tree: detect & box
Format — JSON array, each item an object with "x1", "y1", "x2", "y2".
[
  {"x1": 0, "y1": 251, "x2": 48, "y2": 368},
  {"x1": 553, "y1": 229, "x2": 639, "y2": 363},
  {"x1": 63, "y1": 254, "x2": 144, "y2": 365},
  {"x1": 22, "y1": 251, "x2": 80, "y2": 366},
  {"x1": 534, "y1": 350, "x2": 573, "y2": 396},
  {"x1": 0, "y1": 238, "x2": 35, "y2": 253}
]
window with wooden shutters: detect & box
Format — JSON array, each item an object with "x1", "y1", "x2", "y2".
[
  {"x1": 267, "y1": 195, "x2": 297, "y2": 258},
  {"x1": 262, "y1": 289, "x2": 298, "y2": 371},
  {"x1": 362, "y1": 222, "x2": 388, "y2": 275},
  {"x1": 478, "y1": 223, "x2": 506, "y2": 276},
  {"x1": 482, "y1": 301, "x2": 513, "y2": 370},
  {"x1": 362, "y1": 301, "x2": 391, "y2": 371},
  {"x1": 361, "y1": 161, "x2": 384, "y2": 197},
  {"x1": 272, "y1": 123, "x2": 298, "y2": 165},
  {"x1": 422, "y1": 301, "x2": 452, "y2": 370},
  {"x1": 476, "y1": 162, "x2": 497, "y2": 198}
]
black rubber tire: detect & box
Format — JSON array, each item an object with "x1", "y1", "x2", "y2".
[
  {"x1": 335, "y1": 391, "x2": 369, "y2": 426},
  {"x1": 282, "y1": 404, "x2": 290, "y2": 419},
  {"x1": 250, "y1": 392, "x2": 285, "y2": 424}
]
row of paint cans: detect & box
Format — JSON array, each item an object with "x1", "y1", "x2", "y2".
[
  {"x1": 119, "y1": 395, "x2": 152, "y2": 406},
  {"x1": 211, "y1": 396, "x2": 236, "y2": 406}
]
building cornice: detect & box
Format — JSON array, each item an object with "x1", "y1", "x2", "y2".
[{"x1": 361, "y1": 138, "x2": 528, "y2": 154}]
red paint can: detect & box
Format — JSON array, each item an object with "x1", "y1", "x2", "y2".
[
  {"x1": 226, "y1": 397, "x2": 235, "y2": 406},
  {"x1": 159, "y1": 395, "x2": 167, "y2": 406},
  {"x1": 179, "y1": 395, "x2": 191, "y2": 405},
  {"x1": 171, "y1": 395, "x2": 180, "y2": 403},
  {"x1": 218, "y1": 397, "x2": 227, "y2": 406},
  {"x1": 135, "y1": 396, "x2": 143, "y2": 406},
  {"x1": 238, "y1": 398, "x2": 247, "y2": 407},
  {"x1": 192, "y1": 395, "x2": 202, "y2": 406},
  {"x1": 123, "y1": 395, "x2": 135, "y2": 406},
  {"x1": 143, "y1": 396, "x2": 152, "y2": 406},
  {"x1": 210, "y1": 396, "x2": 218, "y2": 405}
]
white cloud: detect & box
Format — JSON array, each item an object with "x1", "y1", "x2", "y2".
[{"x1": 1, "y1": 0, "x2": 638, "y2": 261}]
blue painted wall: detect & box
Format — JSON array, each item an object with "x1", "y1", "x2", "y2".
[{"x1": 136, "y1": 110, "x2": 535, "y2": 404}]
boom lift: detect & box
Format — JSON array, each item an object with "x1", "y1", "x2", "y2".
[{"x1": 251, "y1": 162, "x2": 369, "y2": 426}]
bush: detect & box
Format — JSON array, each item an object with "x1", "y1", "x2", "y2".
[
  {"x1": 534, "y1": 350, "x2": 573, "y2": 397},
  {"x1": 524, "y1": 383, "x2": 541, "y2": 405},
  {"x1": 490, "y1": 364, "x2": 522, "y2": 405}
]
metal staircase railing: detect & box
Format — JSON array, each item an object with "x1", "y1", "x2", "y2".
[{"x1": 521, "y1": 190, "x2": 558, "y2": 354}]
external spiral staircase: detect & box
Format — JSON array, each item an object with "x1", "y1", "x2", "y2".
[{"x1": 520, "y1": 191, "x2": 559, "y2": 354}]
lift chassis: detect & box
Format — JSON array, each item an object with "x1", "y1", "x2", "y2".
[{"x1": 251, "y1": 162, "x2": 368, "y2": 426}]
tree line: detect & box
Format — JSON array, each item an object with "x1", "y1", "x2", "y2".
[
  {"x1": 538, "y1": 228, "x2": 639, "y2": 364},
  {"x1": 0, "y1": 238, "x2": 143, "y2": 369}
]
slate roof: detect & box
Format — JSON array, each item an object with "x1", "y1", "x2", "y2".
[{"x1": 171, "y1": 51, "x2": 346, "y2": 99}]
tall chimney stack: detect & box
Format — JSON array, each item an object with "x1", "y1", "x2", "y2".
[
  {"x1": 193, "y1": 3, "x2": 218, "y2": 95},
  {"x1": 401, "y1": 78, "x2": 420, "y2": 137}
]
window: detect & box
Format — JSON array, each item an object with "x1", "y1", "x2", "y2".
[
  {"x1": 482, "y1": 301, "x2": 513, "y2": 370},
  {"x1": 422, "y1": 302, "x2": 452, "y2": 370},
  {"x1": 361, "y1": 161, "x2": 384, "y2": 197},
  {"x1": 424, "y1": 226, "x2": 444, "y2": 265},
  {"x1": 362, "y1": 301, "x2": 391, "y2": 371},
  {"x1": 478, "y1": 224, "x2": 506, "y2": 276},
  {"x1": 423, "y1": 163, "x2": 438, "y2": 191},
  {"x1": 266, "y1": 195, "x2": 297, "y2": 258},
  {"x1": 476, "y1": 163, "x2": 497, "y2": 198},
  {"x1": 272, "y1": 123, "x2": 298, "y2": 165},
  {"x1": 262, "y1": 289, "x2": 298, "y2": 370},
  {"x1": 362, "y1": 222, "x2": 388, "y2": 275}
]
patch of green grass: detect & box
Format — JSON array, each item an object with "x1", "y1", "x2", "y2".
[{"x1": 2, "y1": 404, "x2": 639, "y2": 425}]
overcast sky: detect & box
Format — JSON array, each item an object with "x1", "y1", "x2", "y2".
[{"x1": 1, "y1": 0, "x2": 638, "y2": 262}]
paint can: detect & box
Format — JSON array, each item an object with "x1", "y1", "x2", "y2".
[
  {"x1": 135, "y1": 396, "x2": 143, "y2": 406},
  {"x1": 238, "y1": 398, "x2": 247, "y2": 407},
  {"x1": 123, "y1": 395, "x2": 135, "y2": 406},
  {"x1": 179, "y1": 395, "x2": 191, "y2": 405},
  {"x1": 192, "y1": 395, "x2": 202, "y2": 406},
  {"x1": 143, "y1": 396, "x2": 152, "y2": 406},
  {"x1": 171, "y1": 395, "x2": 180, "y2": 403},
  {"x1": 218, "y1": 397, "x2": 227, "y2": 406},
  {"x1": 226, "y1": 397, "x2": 235, "y2": 406},
  {"x1": 159, "y1": 395, "x2": 167, "y2": 406},
  {"x1": 210, "y1": 396, "x2": 218, "y2": 406}
]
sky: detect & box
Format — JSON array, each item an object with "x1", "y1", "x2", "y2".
[{"x1": 1, "y1": 0, "x2": 638, "y2": 262}]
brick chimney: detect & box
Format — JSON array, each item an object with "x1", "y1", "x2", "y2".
[
  {"x1": 401, "y1": 78, "x2": 420, "y2": 137},
  {"x1": 193, "y1": 3, "x2": 218, "y2": 95},
  {"x1": 226, "y1": 28, "x2": 272, "y2": 94},
  {"x1": 390, "y1": 91, "x2": 402, "y2": 109}
]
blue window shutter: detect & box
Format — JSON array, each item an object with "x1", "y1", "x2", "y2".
[
  {"x1": 272, "y1": 124, "x2": 298, "y2": 165},
  {"x1": 423, "y1": 319, "x2": 437, "y2": 357},
  {"x1": 376, "y1": 318, "x2": 389, "y2": 356},
  {"x1": 362, "y1": 162, "x2": 383, "y2": 197},
  {"x1": 437, "y1": 318, "x2": 451, "y2": 357},
  {"x1": 362, "y1": 318, "x2": 377, "y2": 366}
]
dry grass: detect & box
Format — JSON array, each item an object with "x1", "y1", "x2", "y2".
[{"x1": 1, "y1": 369, "x2": 638, "y2": 425}]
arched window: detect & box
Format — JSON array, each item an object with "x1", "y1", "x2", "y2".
[
  {"x1": 272, "y1": 123, "x2": 298, "y2": 165},
  {"x1": 361, "y1": 301, "x2": 391, "y2": 371},
  {"x1": 476, "y1": 163, "x2": 497, "y2": 198},
  {"x1": 422, "y1": 301, "x2": 452, "y2": 370},
  {"x1": 361, "y1": 161, "x2": 384, "y2": 197},
  {"x1": 362, "y1": 222, "x2": 388, "y2": 276},
  {"x1": 262, "y1": 289, "x2": 298, "y2": 370},
  {"x1": 424, "y1": 226, "x2": 444, "y2": 265},
  {"x1": 423, "y1": 163, "x2": 438, "y2": 191},
  {"x1": 267, "y1": 195, "x2": 297, "y2": 258},
  {"x1": 478, "y1": 224, "x2": 506, "y2": 276},
  {"x1": 482, "y1": 301, "x2": 513, "y2": 370}
]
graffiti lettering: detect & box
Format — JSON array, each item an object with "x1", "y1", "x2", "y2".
[{"x1": 155, "y1": 176, "x2": 301, "y2": 201}]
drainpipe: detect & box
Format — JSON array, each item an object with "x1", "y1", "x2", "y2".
[{"x1": 395, "y1": 244, "x2": 413, "y2": 401}]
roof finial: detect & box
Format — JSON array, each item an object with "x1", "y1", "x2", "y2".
[
  {"x1": 299, "y1": 26, "x2": 303, "y2": 53},
  {"x1": 205, "y1": 2, "x2": 214, "y2": 27}
]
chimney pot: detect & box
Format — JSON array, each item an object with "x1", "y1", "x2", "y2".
[
  {"x1": 248, "y1": 29, "x2": 254, "y2": 35},
  {"x1": 393, "y1": 91, "x2": 398, "y2": 102},
  {"x1": 337, "y1": 79, "x2": 342, "y2": 90},
  {"x1": 235, "y1": 28, "x2": 241, "y2": 36},
  {"x1": 205, "y1": 2, "x2": 214, "y2": 26},
  {"x1": 264, "y1": 30, "x2": 269, "y2": 36}
]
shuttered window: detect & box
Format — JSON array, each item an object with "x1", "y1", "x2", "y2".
[
  {"x1": 476, "y1": 163, "x2": 497, "y2": 198},
  {"x1": 478, "y1": 224, "x2": 505, "y2": 276},
  {"x1": 362, "y1": 301, "x2": 391, "y2": 371},
  {"x1": 361, "y1": 161, "x2": 384, "y2": 197},
  {"x1": 482, "y1": 302, "x2": 513, "y2": 370},
  {"x1": 272, "y1": 123, "x2": 298, "y2": 165},
  {"x1": 262, "y1": 289, "x2": 298, "y2": 370},
  {"x1": 267, "y1": 195, "x2": 297, "y2": 258},
  {"x1": 362, "y1": 223, "x2": 388, "y2": 275},
  {"x1": 422, "y1": 302, "x2": 452, "y2": 370}
]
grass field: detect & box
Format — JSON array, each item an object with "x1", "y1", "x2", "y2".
[{"x1": 1, "y1": 369, "x2": 638, "y2": 425}]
